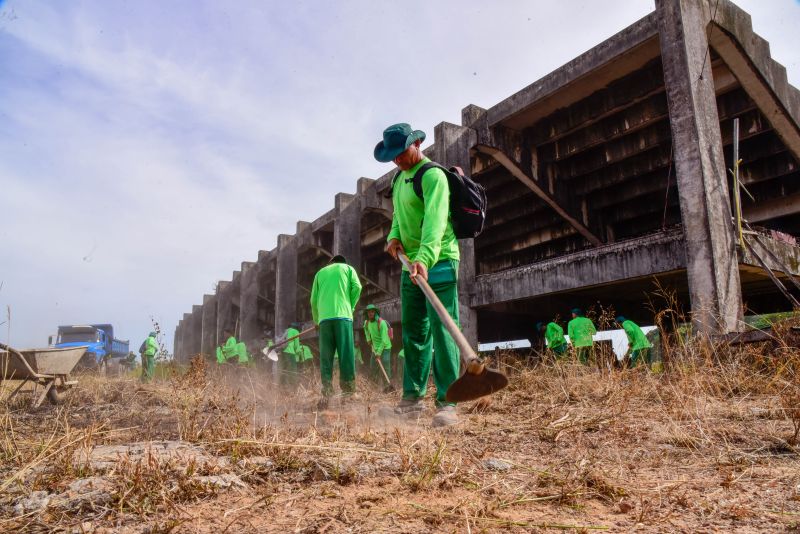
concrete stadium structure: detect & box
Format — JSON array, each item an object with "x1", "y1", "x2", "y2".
[{"x1": 174, "y1": 0, "x2": 800, "y2": 363}]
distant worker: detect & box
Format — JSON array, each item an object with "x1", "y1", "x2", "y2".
[
  {"x1": 567, "y1": 309, "x2": 596, "y2": 364},
  {"x1": 140, "y1": 331, "x2": 158, "y2": 382},
  {"x1": 537, "y1": 321, "x2": 567, "y2": 358},
  {"x1": 616, "y1": 316, "x2": 653, "y2": 367},
  {"x1": 377, "y1": 123, "x2": 461, "y2": 427},
  {"x1": 281, "y1": 322, "x2": 302, "y2": 386},
  {"x1": 364, "y1": 304, "x2": 392, "y2": 382},
  {"x1": 310, "y1": 255, "x2": 362, "y2": 407}
]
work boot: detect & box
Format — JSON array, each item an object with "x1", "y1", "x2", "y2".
[
  {"x1": 393, "y1": 398, "x2": 426, "y2": 415},
  {"x1": 316, "y1": 397, "x2": 330, "y2": 411},
  {"x1": 431, "y1": 405, "x2": 458, "y2": 428},
  {"x1": 340, "y1": 392, "x2": 362, "y2": 407}
]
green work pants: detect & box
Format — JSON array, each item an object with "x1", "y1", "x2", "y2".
[
  {"x1": 401, "y1": 260, "x2": 460, "y2": 407},
  {"x1": 280, "y1": 351, "x2": 298, "y2": 386},
  {"x1": 630, "y1": 348, "x2": 650, "y2": 367},
  {"x1": 549, "y1": 343, "x2": 568, "y2": 358},
  {"x1": 141, "y1": 354, "x2": 155, "y2": 383},
  {"x1": 319, "y1": 319, "x2": 356, "y2": 397},
  {"x1": 575, "y1": 346, "x2": 593, "y2": 365}
]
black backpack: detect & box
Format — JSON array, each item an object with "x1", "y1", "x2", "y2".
[{"x1": 390, "y1": 162, "x2": 487, "y2": 239}]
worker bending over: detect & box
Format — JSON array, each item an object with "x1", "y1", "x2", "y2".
[
  {"x1": 140, "y1": 331, "x2": 158, "y2": 382},
  {"x1": 567, "y1": 309, "x2": 596, "y2": 364},
  {"x1": 364, "y1": 304, "x2": 392, "y2": 382},
  {"x1": 537, "y1": 321, "x2": 567, "y2": 358},
  {"x1": 616, "y1": 316, "x2": 653, "y2": 367}
]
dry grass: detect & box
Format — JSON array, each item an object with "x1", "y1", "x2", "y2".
[{"x1": 1, "y1": 324, "x2": 799, "y2": 533}]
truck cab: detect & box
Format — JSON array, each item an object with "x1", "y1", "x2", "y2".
[{"x1": 54, "y1": 325, "x2": 107, "y2": 369}]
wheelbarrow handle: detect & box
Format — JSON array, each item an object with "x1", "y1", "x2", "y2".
[
  {"x1": 397, "y1": 254, "x2": 482, "y2": 372},
  {"x1": 0, "y1": 342, "x2": 39, "y2": 378}
]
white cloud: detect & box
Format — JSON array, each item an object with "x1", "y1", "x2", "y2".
[{"x1": 1, "y1": 0, "x2": 797, "y2": 349}]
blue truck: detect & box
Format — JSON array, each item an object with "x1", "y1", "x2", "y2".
[{"x1": 51, "y1": 324, "x2": 130, "y2": 371}]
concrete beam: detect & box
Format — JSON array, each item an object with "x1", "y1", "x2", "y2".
[
  {"x1": 200, "y1": 294, "x2": 217, "y2": 357},
  {"x1": 275, "y1": 234, "x2": 298, "y2": 336},
  {"x1": 483, "y1": 14, "x2": 659, "y2": 130},
  {"x1": 739, "y1": 233, "x2": 800, "y2": 277},
  {"x1": 710, "y1": 0, "x2": 800, "y2": 162},
  {"x1": 471, "y1": 230, "x2": 686, "y2": 307},
  {"x1": 744, "y1": 193, "x2": 800, "y2": 224},
  {"x1": 657, "y1": 0, "x2": 742, "y2": 334},
  {"x1": 473, "y1": 142, "x2": 603, "y2": 246}
]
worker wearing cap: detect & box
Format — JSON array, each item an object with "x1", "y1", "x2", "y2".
[
  {"x1": 616, "y1": 316, "x2": 653, "y2": 367},
  {"x1": 311, "y1": 254, "x2": 362, "y2": 406},
  {"x1": 537, "y1": 321, "x2": 567, "y2": 358},
  {"x1": 364, "y1": 304, "x2": 392, "y2": 382},
  {"x1": 376, "y1": 123, "x2": 461, "y2": 427},
  {"x1": 567, "y1": 309, "x2": 596, "y2": 364},
  {"x1": 141, "y1": 331, "x2": 158, "y2": 382}
]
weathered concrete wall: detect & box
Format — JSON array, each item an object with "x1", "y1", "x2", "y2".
[
  {"x1": 200, "y1": 294, "x2": 217, "y2": 357},
  {"x1": 177, "y1": 1, "x2": 800, "y2": 351}
]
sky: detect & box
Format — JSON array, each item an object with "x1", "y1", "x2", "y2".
[{"x1": 1, "y1": 0, "x2": 798, "y2": 352}]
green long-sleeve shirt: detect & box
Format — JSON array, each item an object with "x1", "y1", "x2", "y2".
[
  {"x1": 364, "y1": 318, "x2": 391, "y2": 354},
  {"x1": 144, "y1": 335, "x2": 158, "y2": 357},
  {"x1": 310, "y1": 263, "x2": 362, "y2": 324},
  {"x1": 283, "y1": 328, "x2": 300, "y2": 360},
  {"x1": 544, "y1": 322, "x2": 566, "y2": 350},
  {"x1": 622, "y1": 320, "x2": 652, "y2": 352},
  {"x1": 568, "y1": 317, "x2": 596, "y2": 348},
  {"x1": 387, "y1": 158, "x2": 459, "y2": 270},
  {"x1": 222, "y1": 336, "x2": 238, "y2": 361}
]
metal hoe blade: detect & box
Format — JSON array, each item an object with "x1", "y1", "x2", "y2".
[
  {"x1": 266, "y1": 350, "x2": 279, "y2": 362},
  {"x1": 446, "y1": 365, "x2": 509, "y2": 403}
]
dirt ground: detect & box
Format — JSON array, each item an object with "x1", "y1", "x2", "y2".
[{"x1": 1, "y1": 351, "x2": 799, "y2": 533}]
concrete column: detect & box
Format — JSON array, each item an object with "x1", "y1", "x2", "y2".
[
  {"x1": 200, "y1": 294, "x2": 217, "y2": 358},
  {"x1": 239, "y1": 261, "x2": 260, "y2": 344},
  {"x1": 434, "y1": 121, "x2": 480, "y2": 347},
  {"x1": 191, "y1": 305, "x2": 203, "y2": 357},
  {"x1": 275, "y1": 234, "x2": 298, "y2": 336},
  {"x1": 180, "y1": 313, "x2": 192, "y2": 362},
  {"x1": 215, "y1": 281, "x2": 233, "y2": 344},
  {"x1": 174, "y1": 321, "x2": 182, "y2": 362},
  {"x1": 334, "y1": 193, "x2": 362, "y2": 270},
  {"x1": 657, "y1": 0, "x2": 742, "y2": 334}
]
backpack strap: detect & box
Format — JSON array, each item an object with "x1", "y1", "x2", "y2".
[
  {"x1": 387, "y1": 162, "x2": 444, "y2": 200},
  {"x1": 409, "y1": 162, "x2": 443, "y2": 201}
]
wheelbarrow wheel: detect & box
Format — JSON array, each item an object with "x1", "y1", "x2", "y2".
[{"x1": 47, "y1": 385, "x2": 68, "y2": 405}]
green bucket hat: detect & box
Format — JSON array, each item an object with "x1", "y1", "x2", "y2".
[
  {"x1": 365, "y1": 304, "x2": 379, "y2": 313},
  {"x1": 374, "y1": 123, "x2": 426, "y2": 162}
]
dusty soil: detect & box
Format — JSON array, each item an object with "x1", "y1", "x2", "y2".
[{"x1": 1, "y1": 354, "x2": 799, "y2": 533}]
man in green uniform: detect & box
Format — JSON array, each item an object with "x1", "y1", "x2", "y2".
[
  {"x1": 537, "y1": 321, "x2": 567, "y2": 358},
  {"x1": 567, "y1": 309, "x2": 596, "y2": 364},
  {"x1": 364, "y1": 304, "x2": 392, "y2": 383},
  {"x1": 281, "y1": 323, "x2": 301, "y2": 386},
  {"x1": 310, "y1": 255, "x2": 362, "y2": 406},
  {"x1": 376, "y1": 123, "x2": 461, "y2": 427},
  {"x1": 616, "y1": 316, "x2": 653, "y2": 367},
  {"x1": 141, "y1": 331, "x2": 158, "y2": 382}
]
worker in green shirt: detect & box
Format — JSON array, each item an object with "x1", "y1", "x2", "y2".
[
  {"x1": 364, "y1": 304, "x2": 392, "y2": 382},
  {"x1": 567, "y1": 309, "x2": 596, "y2": 364},
  {"x1": 377, "y1": 123, "x2": 460, "y2": 428},
  {"x1": 537, "y1": 321, "x2": 567, "y2": 358},
  {"x1": 616, "y1": 316, "x2": 653, "y2": 367},
  {"x1": 216, "y1": 328, "x2": 247, "y2": 365},
  {"x1": 281, "y1": 323, "x2": 301, "y2": 386},
  {"x1": 140, "y1": 331, "x2": 158, "y2": 383},
  {"x1": 310, "y1": 254, "x2": 362, "y2": 406}
]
